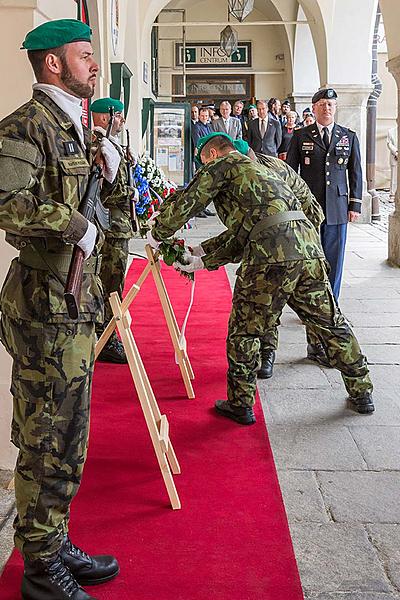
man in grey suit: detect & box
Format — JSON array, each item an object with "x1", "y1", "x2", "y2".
[
  {"x1": 247, "y1": 100, "x2": 282, "y2": 157},
  {"x1": 212, "y1": 100, "x2": 242, "y2": 140}
]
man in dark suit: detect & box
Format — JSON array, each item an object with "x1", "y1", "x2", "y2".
[
  {"x1": 285, "y1": 87, "x2": 363, "y2": 365},
  {"x1": 247, "y1": 100, "x2": 282, "y2": 157}
]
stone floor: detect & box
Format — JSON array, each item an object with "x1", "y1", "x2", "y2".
[{"x1": 1, "y1": 194, "x2": 399, "y2": 600}]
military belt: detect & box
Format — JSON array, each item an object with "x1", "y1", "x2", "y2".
[
  {"x1": 19, "y1": 244, "x2": 102, "y2": 275},
  {"x1": 249, "y1": 210, "x2": 307, "y2": 241}
]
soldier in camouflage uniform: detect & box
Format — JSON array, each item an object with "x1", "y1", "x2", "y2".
[
  {"x1": 0, "y1": 19, "x2": 119, "y2": 600},
  {"x1": 90, "y1": 97, "x2": 135, "y2": 364},
  {"x1": 148, "y1": 132, "x2": 374, "y2": 425}
]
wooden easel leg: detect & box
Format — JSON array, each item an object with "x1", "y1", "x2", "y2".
[
  {"x1": 145, "y1": 245, "x2": 195, "y2": 399},
  {"x1": 109, "y1": 292, "x2": 181, "y2": 509},
  {"x1": 95, "y1": 261, "x2": 152, "y2": 361}
]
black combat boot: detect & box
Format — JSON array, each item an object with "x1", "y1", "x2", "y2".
[
  {"x1": 60, "y1": 536, "x2": 119, "y2": 586},
  {"x1": 306, "y1": 343, "x2": 331, "y2": 368},
  {"x1": 257, "y1": 349, "x2": 276, "y2": 379},
  {"x1": 97, "y1": 333, "x2": 127, "y2": 364},
  {"x1": 215, "y1": 400, "x2": 256, "y2": 425},
  {"x1": 21, "y1": 555, "x2": 97, "y2": 600},
  {"x1": 348, "y1": 392, "x2": 375, "y2": 414}
]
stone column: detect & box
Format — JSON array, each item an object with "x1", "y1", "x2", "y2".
[
  {"x1": 387, "y1": 55, "x2": 400, "y2": 267},
  {"x1": 330, "y1": 84, "x2": 374, "y2": 224},
  {"x1": 288, "y1": 93, "x2": 314, "y2": 117}
]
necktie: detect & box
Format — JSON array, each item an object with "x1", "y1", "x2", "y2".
[
  {"x1": 260, "y1": 119, "x2": 266, "y2": 138},
  {"x1": 322, "y1": 126, "x2": 330, "y2": 150}
]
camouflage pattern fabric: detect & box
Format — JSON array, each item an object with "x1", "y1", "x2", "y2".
[
  {"x1": 92, "y1": 130, "x2": 134, "y2": 239},
  {"x1": 153, "y1": 152, "x2": 372, "y2": 408},
  {"x1": 0, "y1": 315, "x2": 95, "y2": 560},
  {"x1": 0, "y1": 89, "x2": 104, "y2": 324},
  {"x1": 0, "y1": 91, "x2": 103, "y2": 560},
  {"x1": 228, "y1": 258, "x2": 372, "y2": 407},
  {"x1": 154, "y1": 151, "x2": 325, "y2": 270},
  {"x1": 96, "y1": 237, "x2": 129, "y2": 328}
]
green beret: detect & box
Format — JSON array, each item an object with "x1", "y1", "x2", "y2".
[
  {"x1": 233, "y1": 139, "x2": 250, "y2": 156},
  {"x1": 248, "y1": 104, "x2": 257, "y2": 109},
  {"x1": 91, "y1": 97, "x2": 124, "y2": 114},
  {"x1": 312, "y1": 88, "x2": 337, "y2": 104},
  {"x1": 196, "y1": 132, "x2": 233, "y2": 164},
  {"x1": 21, "y1": 19, "x2": 92, "y2": 51}
]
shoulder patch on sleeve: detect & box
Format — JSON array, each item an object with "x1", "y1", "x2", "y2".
[{"x1": 0, "y1": 138, "x2": 40, "y2": 192}]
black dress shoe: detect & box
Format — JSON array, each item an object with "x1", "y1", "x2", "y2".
[
  {"x1": 348, "y1": 392, "x2": 375, "y2": 414},
  {"x1": 22, "y1": 555, "x2": 97, "y2": 600},
  {"x1": 196, "y1": 210, "x2": 209, "y2": 218},
  {"x1": 306, "y1": 343, "x2": 331, "y2": 368},
  {"x1": 257, "y1": 349, "x2": 275, "y2": 379},
  {"x1": 60, "y1": 536, "x2": 119, "y2": 587},
  {"x1": 215, "y1": 400, "x2": 256, "y2": 425},
  {"x1": 97, "y1": 336, "x2": 127, "y2": 364},
  {"x1": 203, "y1": 208, "x2": 216, "y2": 216}
]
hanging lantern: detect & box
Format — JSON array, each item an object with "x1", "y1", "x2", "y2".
[
  {"x1": 228, "y1": 0, "x2": 254, "y2": 22},
  {"x1": 220, "y1": 25, "x2": 239, "y2": 56}
]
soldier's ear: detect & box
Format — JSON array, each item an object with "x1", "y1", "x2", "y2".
[{"x1": 45, "y1": 52, "x2": 63, "y2": 75}]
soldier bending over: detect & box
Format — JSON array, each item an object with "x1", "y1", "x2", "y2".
[{"x1": 147, "y1": 133, "x2": 375, "y2": 425}]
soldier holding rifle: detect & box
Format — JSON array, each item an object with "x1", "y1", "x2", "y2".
[
  {"x1": 0, "y1": 20, "x2": 120, "y2": 600},
  {"x1": 90, "y1": 97, "x2": 136, "y2": 364}
]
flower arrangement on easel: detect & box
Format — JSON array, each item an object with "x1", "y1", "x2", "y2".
[{"x1": 131, "y1": 153, "x2": 192, "y2": 279}]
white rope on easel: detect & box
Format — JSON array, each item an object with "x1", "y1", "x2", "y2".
[{"x1": 176, "y1": 276, "x2": 196, "y2": 361}]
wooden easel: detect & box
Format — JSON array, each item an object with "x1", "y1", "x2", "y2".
[
  {"x1": 95, "y1": 244, "x2": 195, "y2": 398},
  {"x1": 94, "y1": 245, "x2": 195, "y2": 509}
]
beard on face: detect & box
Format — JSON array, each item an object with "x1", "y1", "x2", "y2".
[{"x1": 60, "y1": 54, "x2": 95, "y2": 99}]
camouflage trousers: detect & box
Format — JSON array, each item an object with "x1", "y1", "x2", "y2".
[
  {"x1": 96, "y1": 236, "x2": 129, "y2": 332},
  {"x1": 227, "y1": 258, "x2": 372, "y2": 407},
  {"x1": 0, "y1": 315, "x2": 95, "y2": 560}
]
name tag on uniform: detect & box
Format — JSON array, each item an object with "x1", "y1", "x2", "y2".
[
  {"x1": 302, "y1": 142, "x2": 314, "y2": 152},
  {"x1": 63, "y1": 140, "x2": 80, "y2": 156}
]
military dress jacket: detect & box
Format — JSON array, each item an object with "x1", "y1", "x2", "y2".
[
  {"x1": 153, "y1": 151, "x2": 325, "y2": 271},
  {"x1": 286, "y1": 123, "x2": 362, "y2": 225},
  {"x1": 92, "y1": 130, "x2": 134, "y2": 239},
  {"x1": 0, "y1": 90, "x2": 104, "y2": 323}
]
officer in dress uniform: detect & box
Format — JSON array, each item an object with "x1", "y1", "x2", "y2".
[
  {"x1": 91, "y1": 97, "x2": 135, "y2": 364},
  {"x1": 0, "y1": 20, "x2": 120, "y2": 599},
  {"x1": 285, "y1": 87, "x2": 363, "y2": 366}
]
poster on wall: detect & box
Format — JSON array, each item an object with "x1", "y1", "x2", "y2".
[{"x1": 153, "y1": 107, "x2": 185, "y2": 186}]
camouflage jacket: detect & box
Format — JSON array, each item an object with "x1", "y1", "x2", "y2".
[
  {"x1": 92, "y1": 129, "x2": 134, "y2": 239},
  {"x1": 0, "y1": 90, "x2": 104, "y2": 323},
  {"x1": 153, "y1": 151, "x2": 325, "y2": 270}
]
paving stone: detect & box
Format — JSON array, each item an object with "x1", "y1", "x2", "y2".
[
  {"x1": 367, "y1": 524, "x2": 400, "y2": 592},
  {"x1": 290, "y1": 523, "x2": 392, "y2": 594},
  {"x1": 347, "y1": 268, "x2": 400, "y2": 279},
  {"x1": 341, "y1": 287, "x2": 399, "y2": 299},
  {"x1": 322, "y1": 363, "x2": 400, "y2": 390},
  {"x1": 258, "y1": 363, "x2": 330, "y2": 390},
  {"x1": 360, "y1": 299, "x2": 400, "y2": 314},
  {"x1": 362, "y1": 345, "x2": 400, "y2": 365},
  {"x1": 349, "y1": 426, "x2": 400, "y2": 470},
  {"x1": 0, "y1": 488, "x2": 14, "y2": 517},
  {"x1": 317, "y1": 472, "x2": 400, "y2": 523},
  {"x1": 262, "y1": 389, "x2": 400, "y2": 427},
  {"x1": 306, "y1": 593, "x2": 400, "y2": 599},
  {"x1": 267, "y1": 425, "x2": 366, "y2": 470},
  {"x1": 0, "y1": 512, "x2": 15, "y2": 576},
  {"x1": 345, "y1": 313, "x2": 400, "y2": 327},
  {"x1": 276, "y1": 471, "x2": 330, "y2": 523}
]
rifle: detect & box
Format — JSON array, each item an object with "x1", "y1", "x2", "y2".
[
  {"x1": 126, "y1": 129, "x2": 138, "y2": 233},
  {"x1": 64, "y1": 107, "x2": 115, "y2": 320}
]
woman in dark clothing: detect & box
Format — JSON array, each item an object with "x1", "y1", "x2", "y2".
[{"x1": 278, "y1": 111, "x2": 299, "y2": 160}]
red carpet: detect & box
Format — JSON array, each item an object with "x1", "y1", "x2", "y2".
[{"x1": 0, "y1": 260, "x2": 303, "y2": 600}]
